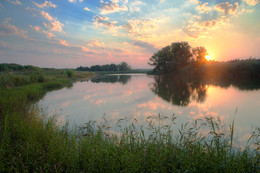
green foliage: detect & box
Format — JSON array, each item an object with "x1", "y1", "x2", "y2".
[
  {"x1": 0, "y1": 63, "x2": 41, "y2": 72},
  {"x1": 149, "y1": 42, "x2": 193, "y2": 73},
  {"x1": 76, "y1": 62, "x2": 131, "y2": 72},
  {"x1": 65, "y1": 70, "x2": 74, "y2": 78}
]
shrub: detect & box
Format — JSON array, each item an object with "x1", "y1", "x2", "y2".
[{"x1": 65, "y1": 70, "x2": 74, "y2": 78}]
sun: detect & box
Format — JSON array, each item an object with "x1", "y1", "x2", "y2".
[{"x1": 205, "y1": 55, "x2": 211, "y2": 61}]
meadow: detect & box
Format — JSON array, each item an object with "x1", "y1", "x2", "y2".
[{"x1": 0, "y1": 64, "x2": 259, "y2": 172}]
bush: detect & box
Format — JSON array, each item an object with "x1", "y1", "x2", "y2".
[{"x1": 65, "y1": 70, "x2": 74, "y2": 78}]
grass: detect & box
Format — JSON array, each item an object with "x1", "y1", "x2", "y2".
[{"x1": 0, "y1": 66, "x2": 259, "y2": 172}]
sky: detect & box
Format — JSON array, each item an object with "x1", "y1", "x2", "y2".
[{"x1": 0, "y1": 0, "x2": 260, "y2": 68}]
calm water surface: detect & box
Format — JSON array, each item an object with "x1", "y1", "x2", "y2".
[{"x1": 40, "y1": 74, "x2": 260, "y2": 147}]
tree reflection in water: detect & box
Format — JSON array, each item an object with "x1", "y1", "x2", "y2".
[
  {"x1": 151, "y1": 75, "x2": 207, "y2": 106},
  {"x1": 91, "y1": 75, "x2": 131, "y2": 85},
  {"x1": 151, "y1": 73, "x2": 260, "y2": 106}
]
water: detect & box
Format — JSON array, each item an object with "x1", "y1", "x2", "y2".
[{"x1": 39, "y1": 74, "x2": 260, "y2": 147}]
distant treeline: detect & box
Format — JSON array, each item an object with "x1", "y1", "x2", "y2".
[
  {"x1": 0, "y1": 63, "x2": 41, "y2": 72},
  {"x1": 76, "y1": 62, "x2": 131, "y2": 72},
  {"x1": 190, "y1": 58, "x2": 260, "y2": 81}
]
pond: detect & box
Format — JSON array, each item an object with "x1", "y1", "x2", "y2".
[{"x1": 39, "y1": 74, "x2": 260, "y2": 148}]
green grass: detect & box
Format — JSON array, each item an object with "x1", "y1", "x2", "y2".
[{"x1": 0, "y1": 68, "x2": 259, "y2": 172}]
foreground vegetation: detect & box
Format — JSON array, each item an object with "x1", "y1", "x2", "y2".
[{"x1": 0, "y1": 64, "x2": 259, "y2": 172}]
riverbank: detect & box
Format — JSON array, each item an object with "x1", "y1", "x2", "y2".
[{"x1": 0, "y1": 65, "x2": 259, "y2": 172}]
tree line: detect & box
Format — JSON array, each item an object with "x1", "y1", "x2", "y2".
[
  {"x1": 0, "y1": 63, "x2": 41, "y2": 72},
  {"x1": 76, "y1": 62, "x2": 131, "y2": 72}
]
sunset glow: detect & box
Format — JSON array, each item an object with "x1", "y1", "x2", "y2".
[
  {"x1": 205, "y1": 55, "x2": 211, "y2": 61},
  {"x1": 0, "y1": 0, "x2": 259, "y2": 68}
]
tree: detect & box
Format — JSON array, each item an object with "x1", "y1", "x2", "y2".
[
  {"x1": 109, "y1": 63, "x2": 118, "y2": 71},
  {"x1": 149, "y1": 42, "x2": 193, "y2": 73},
  {"x1": 118, "y1": 62, "x2": 131, "y2": 71},
  {"x1": 192, "y1": 47, "x2": 208, "y2": 63}
]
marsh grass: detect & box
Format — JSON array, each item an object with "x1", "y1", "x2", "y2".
[{"x1": 0, "y1": 69, "x2": 259, "y2": 172}]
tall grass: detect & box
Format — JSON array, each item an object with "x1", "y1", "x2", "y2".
[{"x1": 1, "y1": 109, "x2": 259, "y2": 172}]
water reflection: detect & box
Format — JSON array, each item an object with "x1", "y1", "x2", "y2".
[
  {"x1": 91, "y1": 75, "x2": 131, "y2": 85},
  {"x1": 151, "y1": 74, "x2": 260, "y2": 107},
  {"x1": 151, "y1": 75, "x2": 207, "y2": 106},
  {"x1": 40, "y1": 74, "x2": 260, "y2": 147}
]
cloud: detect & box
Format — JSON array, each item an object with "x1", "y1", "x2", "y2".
[
  {"x1": 183, "y1": 16, "x2": 230, "y2": 38},
  {"x1": 88, "y1": 40, "x2": 104, "y2": 47},
  {"x1": 99, "y1": 0, "x2": 128, "y2": 14},
  {"x1": 33, "y1": 1, "x2": 57, "y2": 8},
  {"x1": 131, "y1": 0, "x2": 142, "y2": 5},
  {"x1": 188, "y1": 0, "x2": 199, "y2": 4},
  {"x1": 214, "y1": 2, "x2": 239, "y2": 15},
  {"x1": 81, "y1": 46, "x2": 91, "y2": 52},
  {"x1": 129, "y1": 0, "x2": 144, "y2": 12},
  {"x1": 58, "y1": 39, "x2": 69, "y2": 46},
  {"x1": 95, "y1": 99, "x2": 106, "y2": 105},
  {"x1": 40, "y1": 11, "x2": 54, "y2": 21},
  {"x1": 93, "y1": 15, "x2": 119, "y2": 32},
  {"x1": 0, "y1": 18, "x2": 28, "y2": 39},
  {"x1": 42, "y1": 30, "x2": 56, "y2": 38},
  {"x1": 84, "y1": 6, "x2": 90, "y2": 11},
  {"x1": 138, "y1": 101, "x2": 165, "y2": 110},
  {"x1": 29, "y1": 25, "x2": 56, "y2": 38},
  {"x1": 6, "y1": 0, "x2": 21, "y2": 5},
  {"x1": 0, "y1": 3, "x2": 3, "y2": 10},
  {"x1": 131, "y1": 40, "x2": 158, "y2": 52},
  {"x1": 196, "y1": 2, "x2": 212, "y2": 14},
  {"x1": 29, "y1": 25, "x2": 41, "y2": 32},
  {"x1": 125, "y1": 19, "x2": 155, "y2": 36},
  {"x1": 39, "y1": 11, "x2": 64, "y2": 33},
  {"x1": 243, "y1": 0, "x2": 259, "y2": 6},
  {"x1": 43, "y1": 20, "x2": 64, "y2": 32},
  {"x1": 69, "y1": 0, "x2": 83, "y2": 2}
]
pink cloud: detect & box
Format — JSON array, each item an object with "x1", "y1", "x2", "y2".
[
  {"x1": 84, "y1": 6, "x2": 90, "y2": 11},
  {"x1": 88, "y1": 40, "x2": 104, "y2": 47},
  {"x1": 6, "y1": 0, "x2": 21, "y2": 5},
  {"x1": 43, "y1": 20, "x2": 64, "y2": 32},
  {"x1": 0, "y1": 18, "x2": 28, "y2": 39},
  {"x1": 81, "y1": 46, "x2": 91, "y2": 52},
  {"x1": 99, "y1": 0, "x2": 128, "y2": 14},
  {"x1": 29, "y1": 25, "x2": 56, "y2": 38},
  {"x1": 40, "y1": 11, "x2": 54, "y2": 21},
  {"x1": 95, "y1": 99, "x2": 106, "y2": 105},
  {"x1": 138, "y1": 101, "x2": 166, "y2": 110},
  {"x1": 33, "y1": 1, "x2": 57, "y2": 8},
  {"x1": 58, "y1": 39, "x2": 69, "y2": 46}
]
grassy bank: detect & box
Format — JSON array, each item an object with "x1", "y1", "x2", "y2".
[{"x1": 0, "y1": 65, "x2": 259, "y2": 172}]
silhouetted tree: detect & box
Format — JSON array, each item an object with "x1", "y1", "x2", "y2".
[
  {"x1": 192, "y1": 47, "x2": 208, "y2": 63},
  {"x1": 75, "y1": 62, "x2": 131, "y2": 72},
  {"x1": 149, "y1": 42, "x2": 193, "y2": 73},
  {"x1": 118, "y1": 62, "x2": 131, "y2": 71}
]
